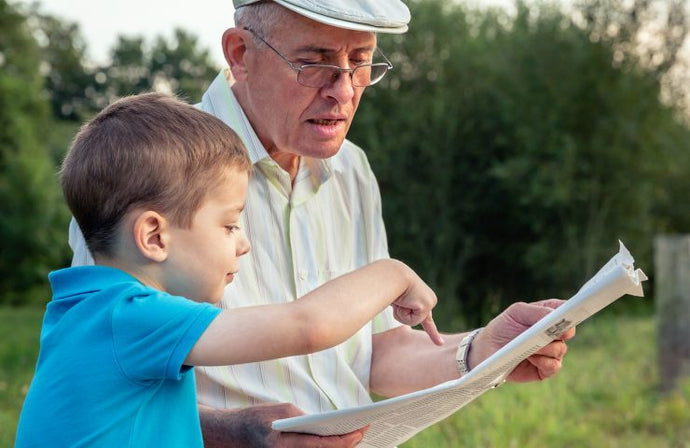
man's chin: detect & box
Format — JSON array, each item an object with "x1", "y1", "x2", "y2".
[{"x1": 303, "y1": 140, "x2": 346, "y2": 159}]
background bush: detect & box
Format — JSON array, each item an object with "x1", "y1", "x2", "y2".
[
  {"x1": 0, "y1": 1, "x2": 70, "y2": 305},
  {"x1": 350, "y1": 0, "x2": 690, "y2": 328}
]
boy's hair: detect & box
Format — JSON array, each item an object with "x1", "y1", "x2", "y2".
[{"x1": 60, "y1": 92, "x2": 251, "y2": 258}]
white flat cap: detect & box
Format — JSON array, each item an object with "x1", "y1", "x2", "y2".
[{"x1": 234, "y1": 0, "x2": 411, "y2": 34}]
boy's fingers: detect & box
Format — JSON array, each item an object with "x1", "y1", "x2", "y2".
[{"x1": 421, "y1": 314, "x2": 444, "y2": 346}]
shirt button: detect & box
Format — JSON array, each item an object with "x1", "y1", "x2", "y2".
[{"x1": 298, "y1": 270, "x2": 307, "y2": 280}]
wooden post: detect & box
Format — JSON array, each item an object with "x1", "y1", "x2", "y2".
[{"x1": 654, "y1": 235, "x2": 690, "y2": 393}]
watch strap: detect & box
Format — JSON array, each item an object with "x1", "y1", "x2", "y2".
[{"x1": 455, "y1": 328, "x2": 482, "y2": 376}]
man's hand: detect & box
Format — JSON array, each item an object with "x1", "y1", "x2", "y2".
[
  {"x1": 200, "y1": 402, "x2": 367, "y2": 448},
  {"x1": 468, "y1": 299, "x2": 576, "y2": 382}
]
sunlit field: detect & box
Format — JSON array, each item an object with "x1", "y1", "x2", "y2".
[{"x1": 401, "y1": 313, "x2": 690, "y2": 447}]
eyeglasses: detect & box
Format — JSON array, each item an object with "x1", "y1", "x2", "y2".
[{"x1": 245, "y1": 27, "x2": 393, "y2": 88}]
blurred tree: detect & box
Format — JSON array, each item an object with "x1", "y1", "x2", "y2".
[
  {"x1": 91, "y1": 35, "x2": 151, "y2": 109},
  {"x1": 24, "y1": 7, "x2": 220, "y2": 119},
  {"x1": 29, "y1": 8, "x2": 93, "y2": 121},
  {"x1": 149, "y1": 29, "x2": 219, "y2": 102},
  {"x1": 93, "y1": 28, "x2": 219, "y2": 107},
  {"x1": 575, "y1": 0, "x2": 689, "y2": 87},
  {"x1": 0, "y1": 0, "x2": 70, "y2": 305},
  {"x1": 350, "y1": 0, "x2": 690, "y2": 328},
  {"x1": 573, "y1": 0, "x2": 690, "y2": 234},
  {"x1": 0, "y1": 5, "x2": 219, "y2": 305}
]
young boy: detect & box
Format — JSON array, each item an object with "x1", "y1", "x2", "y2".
[{"x1": 15, "y1": 93, "x2": 443, "y2": 447}]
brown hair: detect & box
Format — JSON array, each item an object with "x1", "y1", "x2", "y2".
[{"x1": 60, "y1": 92, "x2": 251, "y2": 257}]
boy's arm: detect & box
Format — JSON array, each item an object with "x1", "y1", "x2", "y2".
[{"x1": 185, "y1": 259, "x2": 442, "y2": 366}]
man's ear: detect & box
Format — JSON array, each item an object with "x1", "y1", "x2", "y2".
[
  {"x1": 222, "y1": 28, "x2": 250, "y2": 81},
  {"x1": 133, "y1": 211, "x2": 169, "y2": 263}
]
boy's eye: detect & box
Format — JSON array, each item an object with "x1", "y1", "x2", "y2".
[{"x1": 225, "y1": 225, "x2": 240, "y2": 234}]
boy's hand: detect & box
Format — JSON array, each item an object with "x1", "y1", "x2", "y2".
[{"x1": 391, "y1": 267, "x2": 444, "y2": 346}]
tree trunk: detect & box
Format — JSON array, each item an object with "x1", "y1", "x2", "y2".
[{"x1": 654, "y1": 235, "x2": 690, "y2": 393}]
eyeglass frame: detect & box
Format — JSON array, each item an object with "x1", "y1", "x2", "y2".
[{"x1": 244, "y1": 27, "x2": 393, "y2": 88}]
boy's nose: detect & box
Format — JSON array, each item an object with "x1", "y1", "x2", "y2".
[{"x1": 238, "y1": 231, "x2": 251, "y2": 256}]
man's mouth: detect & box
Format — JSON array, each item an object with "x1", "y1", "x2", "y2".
[{"x1": 309, "y1": 118, "x2": 342, "y2": 126}]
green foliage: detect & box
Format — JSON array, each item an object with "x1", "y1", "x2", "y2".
[
  {"x1": 29, "y1": 9, "x2": 93, "y2": 120},
  {"x1": 575, "y1": 0, "x2": 689, "y2": 80},
  {"x1": 25, "y1": 5, "x2": 220, "y2": 121},
  {"x1": 3, "y1": 0, "x2": 690, "y2": 314},
  {"x1": 150, "y1": 29, "x2": 221, "y2": 102},
  {"x1": 350, "y1": 0, "x2": 690, "y2": 328},
  {"x1": 0, "y1": 0, "x2": 70, "y2": 305},
  {"x1": 92, "y1": 28, "x2": 219, "y2": 109},
  {"x1": 0, "y1": 3, "x2": 221, "y2": 306}
]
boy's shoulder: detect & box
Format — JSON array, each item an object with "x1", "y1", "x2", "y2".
[
  {"x1": 45, "y1": 265, "x2": 220, "y2": 374},
  {"x1": 44, "y1": 266, "x2": 161, "y2": 337},
  {"x1": 49, "y1": 265, "x2": 212, "y2": 316}
]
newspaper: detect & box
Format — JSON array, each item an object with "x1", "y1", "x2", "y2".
[{"x1": 272, "y1": 241, "x2": 648, "y2": 448}]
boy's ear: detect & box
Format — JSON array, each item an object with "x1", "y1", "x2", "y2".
[
  {"x1": 133, "y1": 211, "x2": 170, "y2": 263},
  {"x1": 222, "y1": 28, "x2": 249, "y2": 81}
]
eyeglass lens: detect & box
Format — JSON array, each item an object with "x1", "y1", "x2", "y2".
[{"x1": 298, "y1": 64, "x2": 389, "y2": 88}]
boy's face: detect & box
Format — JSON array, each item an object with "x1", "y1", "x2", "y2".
[{"x1": 163, "y1": 167, "x2": 251, "y2": 303}]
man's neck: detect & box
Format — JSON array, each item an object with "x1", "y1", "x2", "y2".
[
  {"x1": 230, "y1": 83, "x2": 301, "y2": 183},
  {"x1": 267, "y1": 150, "x2": 301, "y2": 183}
]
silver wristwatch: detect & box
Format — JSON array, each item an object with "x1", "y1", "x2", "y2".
[{"x1": 455, "y1": 328, "x2": 482, "y2": 376}]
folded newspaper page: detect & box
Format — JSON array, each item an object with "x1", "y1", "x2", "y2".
[{"x1": 272, "y1": 241, "x2": 648, "y2": 448}]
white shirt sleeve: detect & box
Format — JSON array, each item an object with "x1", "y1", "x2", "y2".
[{"x1": 68, "y1": 217, "x2": 95, "y2": 267}]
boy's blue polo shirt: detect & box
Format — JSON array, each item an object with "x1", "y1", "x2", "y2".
[{"x1": 16, "y1": 266, "x2": 221, "y2": 447}]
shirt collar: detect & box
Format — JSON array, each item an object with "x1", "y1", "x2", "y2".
[{"x1": 49, "y1": 266, "x2": 140, "y2": 299}]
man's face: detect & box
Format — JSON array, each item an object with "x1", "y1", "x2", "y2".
[{"x1": 238, "y1": 11, "x2": 377, "y2": 160}]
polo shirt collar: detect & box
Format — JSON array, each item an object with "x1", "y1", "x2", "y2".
[{"x1": 49, "y1": 266, "x2": 139, "y2": 299}]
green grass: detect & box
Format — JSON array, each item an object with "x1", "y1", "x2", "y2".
[
  {"x1": 0, "y1": 307, "x2": 43, "y2": 447},
  {"x1": 402, "y1": 313, "x2": 690, "y2": 447},
  {"x1": 2, "y1": 307, "x2": 689, "y2": 447}
]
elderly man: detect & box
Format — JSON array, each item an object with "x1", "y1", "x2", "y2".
[
  {"x1": 194, "y1": 0, "x2": 574, "y2": 446},
  {"x1": 70, "y1": 1, "x2": 573, "y2": 446}
]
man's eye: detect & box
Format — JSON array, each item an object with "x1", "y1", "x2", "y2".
[{"x1": 225, "y1": 225, "x2": 240, "y2": 234}]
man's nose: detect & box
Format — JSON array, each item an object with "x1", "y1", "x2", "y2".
[{"x1": 321, "y1": 69, "x2": 356, "y2": 104}]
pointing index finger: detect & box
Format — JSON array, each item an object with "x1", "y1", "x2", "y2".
[{"x1": 421, "y1": 314, "x2": 444, "y2": 346}]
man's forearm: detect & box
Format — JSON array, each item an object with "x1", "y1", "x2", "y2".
[
  {"x1": 370, "y1": 326, "x2": 465, "y2": 397},
  {"x1": 370, "y1": 300, "x2": 575, "y2": 397}
]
